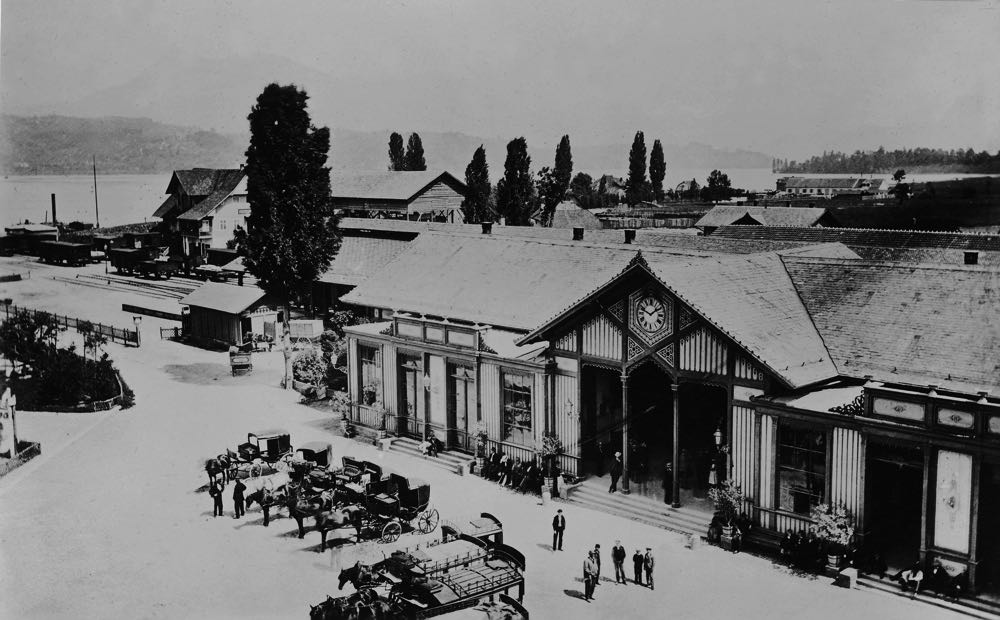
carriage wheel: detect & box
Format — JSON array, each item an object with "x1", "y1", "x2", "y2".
[
  {"x1": 380, "y1": 521, "x2": 402, "y2": 544},
  {"x1": 417, "y1": 508, "x2": 440, "y2": 534}
]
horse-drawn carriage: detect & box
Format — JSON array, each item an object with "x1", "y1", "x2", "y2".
[{"x1": 228, "y1": 430, "x2": 294, "y2": 479}]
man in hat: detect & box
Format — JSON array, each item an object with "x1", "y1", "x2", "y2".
[
  {"x1": 583, "y1": 550, "x2": 598, "y2": 601},
  {"x1": 609, "y1": 451, "x2": 623, "y2": 493},
  {"x1": 643, "y1": 547, "x2": 655, "y2": 590},
  {"x1": 632, "y1": 549, "x2": 645, "y2": 586},
  {"x1": 232, "y1": 477, "x2": 247, "y2": 519},
  {"x1": 552, "y1": 508, "x2": 566, "y2": 551},
  {"x1": 612, "y1": 540, "x2": 627, "y2": 584},
  {"x1": 592, "y1": 543, "x2": 602, "y2": 586},
  {"x1": 209, "y1": 478, "x2": 224, "y2": 517}
]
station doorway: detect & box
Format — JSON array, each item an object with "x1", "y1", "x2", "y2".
[
  {"x1": 865, "y1": 441, "x2": 925, "y2": 572},
  {"x1": 977, "y1": 460, "x2": 1000, "y2": 596}
]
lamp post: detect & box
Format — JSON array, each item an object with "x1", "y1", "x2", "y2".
[{"x1": 132, "y1": 315, "x2": 142, "y2": 347}]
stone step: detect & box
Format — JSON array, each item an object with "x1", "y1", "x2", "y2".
[
  {"x1": 856, "y1": 575, "x2": 1000, "y2": 620},
  {"x1": 389, "y1": 438, "x2": 475, "y2": 466},
  {"x1": 570, "y1": 484, "x2": 710, "y2": 530},
  {"x1": 566, "y1": 486, "x2": 707, "y2": 536},
  {"x1": 386, "y1": 438, "x2": 474, "y2": 475}
]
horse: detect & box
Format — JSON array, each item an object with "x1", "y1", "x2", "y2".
[
  {"x1": 338, "y1": 561, "x2": 375, "y2": 591},
  {"x1": 309, "y1": 591, "x2": 396, "y2": 620},
  {"x1": 204, "y1": 453, "x2": 232, "y2": 487},
  {"x1": 313, "y1": 504, "x2": 364, "y2": 551},
  {"x1": 242, "y1": 473, "x2": 292, "y2": 526}
]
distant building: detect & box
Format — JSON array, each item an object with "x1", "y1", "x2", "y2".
[
  {"x1": 179, "y1": 282, "x2": 279, "y2": 347},
  {"x1": 330, "y1": 171, "x2": 467, "y2": 223},
  {"x1": 695, "y1": 205, "x2": 838, "y2": 234},
  {"x1": 597, "y1": 175, "x2": 627, "y2": 199},
  {"x1": 778, "y1": 177, "x2": 883, "y2": 196},
  {"x1": 152, "y1": 168, "x2": 247, "y2": 256}
]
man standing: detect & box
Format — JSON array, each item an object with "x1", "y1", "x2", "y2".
[
  {"x1": 210, "y1": 479, "x2": 224, "y2": 517},
  {"x1": 583, "y1": 550, "x2": 598, "y2": 601},
  {"x1": 644, "y1": 547, "x2": 655, "y2": 590},
  {"x1": 592, "y1": 543, "x2": 602, "y2": 586},
  {"x1": 612, "y1": 540, "x2": 627, "y2": 584},
  {"x1": 232, "y1": 478, "x2": 247, "y2": 519},
  {"x1": 552, "y1": 509, "x2": 566, "y2": 551},
  {"x1": 632, "y1": 549, "x2": 644, "y2": 586},
  {"x1": 609, "y1": 451, "x2": 623, "y2": 493}
]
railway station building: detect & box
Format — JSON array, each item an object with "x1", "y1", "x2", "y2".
[{"x1": 340, "y1": 223, "x2": 1000, "y2": 593}]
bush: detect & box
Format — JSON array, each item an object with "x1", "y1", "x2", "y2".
[
  {"x1": 292, "y1": 348, "x2": 326, "y2": 386},
  {"x1": 708, "y1": 480, "x2": 745, "y2": 525}
]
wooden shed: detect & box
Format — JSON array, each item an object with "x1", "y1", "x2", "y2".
[{"x1": 179, "y1": 283, "x2": 280, "y2": 346}]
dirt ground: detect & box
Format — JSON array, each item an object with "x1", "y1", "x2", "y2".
[{"x1": 0, "y1": 256, "x2": 961, "y2": 619}]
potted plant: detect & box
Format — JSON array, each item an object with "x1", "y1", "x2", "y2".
[
  {"x1": 810, "y1": 502, "x2": 855, "y2": 575},
  {"x1": 708, "y1": 479, "x2": 745, "y2": 550},
  {"x1": 374, "y1": 405, "x2": 389, "y2": 439},
  {"x1": 537, "y1": 432, "x2": 564, "y2": 496},
  {"x1": 330, "y1": 390, "x2": 352, "y2": 434},
  {"x1": 362, "y1": 383, "x2": 379, "y2": 406},
  {"x1": 473, "y1": 422, "x2": 490, "y2": 473}
]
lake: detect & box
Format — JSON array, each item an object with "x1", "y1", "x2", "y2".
[{"x1": 2, "y1": 170, "x2": 996, "y2": 229}]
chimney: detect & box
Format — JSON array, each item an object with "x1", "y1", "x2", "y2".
[
  {"x1": 624, "y1": 229, "x2": 636, "y2": 244},
  {"x1": 572, "y1": 227, "x2": 585, "y2": 241},
  {"x1": 964, "y1": 251, "x2": 979, "y2": 265},
  {"x1": 51, "y1": 193, "x2": 57, "y2": 225},
  {"x1": 481, "y1": 222, "x2": 493, "y2": 235}
]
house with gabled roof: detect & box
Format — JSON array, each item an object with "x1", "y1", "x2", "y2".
[
  {"x1": 336, "y1": 223, "x2": 1000, "y2": 591},
  {"x1": 152, "y1": 168, "x2": 247, "y2": 256},
  {"x1": 330, "y1": 170, "x2": 467, "y2": 223},
  {"x1": 695, "y1": 205, "x2": 839, "y2": 234}
]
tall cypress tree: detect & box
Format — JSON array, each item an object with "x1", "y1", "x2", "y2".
[
  {"x1": 404, "y1": 133, "x2": 427, "y2": 171},
  {"x1": 649, "y1": 139, "x2": 666, "y2": 202},
  {"x1": 626, "y1": 130, "x2": 648, "y2": 205},
  {"x1": 461, "y1": 145, "x2": 491, "y2": 223},
  {"x1": 537, "y1": 135, "x2": 574, "y2": 226},
  {"x1": 388, "y1": 132, "x2": 405, "y2": 171},
  {"x1": 242, "y1": 83, "x2": 340, "y2": 389},
  {"x1": 554, "y1": 135, "x2": 573, "y2": 197},
  {"x1": 495, "y1": 137, "x2": 533, "y2": 226}
]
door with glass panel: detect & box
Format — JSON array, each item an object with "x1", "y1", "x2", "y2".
[
  {"x1": 398, "y1": 354, "x2": 423, "y2": 439},
  {"x1": 448, "y1": 364, "x2": 476, "y2": 452}
]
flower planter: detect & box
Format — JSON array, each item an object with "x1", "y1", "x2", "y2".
[
  {"x1": 543, "y1": 476, "x2": 556, "y2": 494},
  {"x1": 720, "y1": 524, "x2": 737, "y2": 551},
  {"x1": 475, "y1": 456, "x2": 485, "y2": 475},
  {"x1": 825, "y1": 554, "x2": 843, "y2": 577}
]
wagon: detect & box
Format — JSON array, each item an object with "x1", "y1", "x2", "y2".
[
  {"x1": 228, "y1": 430, "x2": 293, "y2": 479},
  {"x1": 360, "y1": 472, "x2": 439, "y2": 543}
]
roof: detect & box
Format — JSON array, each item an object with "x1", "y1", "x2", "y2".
[
  {"x1": 157, "y1": 169, "x2": 245, "y2": 222},
  {"x1": 782, "y1": 177, "x2": 868, "y2": 190},
  {"x1": 710, "y1": 225, "x2": 1000, "y2": 252},
  {"x1": 318, "y1": 234, "x2": 412, "y2": 286},
  {"x1": 330, "y1": 171, "x2": 466, "y2": 202},
  {"x1": 4, "y1": 224, "x2": 59, "y2": 233},
  {"x1": 783, "y1": 256, "x2": 1000, "y2": 394},
  {"x1": 179, "y1": 283, "x2": 270, "y2": 314},
  {"x1": 551, "y1": 201, "x2": 603, "y2": 230},
  {"x1": 757, "y1": 385, "x2": 865, "y2": 414},
  {"x1": 176, "y1": 172, "x2": 247, "y2": 222},
  {"x1": 152, "y1": 194, "x2": 179, "y2": 219},
  {"x1": 480, "y1": 328, "x2": 548, "y2": 361},
  {"x1": 695, "y1": 206, "x2": 832, "y2": 229}
]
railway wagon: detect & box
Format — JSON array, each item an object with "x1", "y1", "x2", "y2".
[{"x1": 38, "y1": 241, "x2": 92, "y2": 266}]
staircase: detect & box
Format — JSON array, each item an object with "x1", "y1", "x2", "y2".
[
  {"x1": 386, "y1": 437, "x2": 476, "y2": 476},
  {"x1": 564, "y1": 478, "x2": 710, "y2": 536},
  {"x1": 856, "y1": 575, "x2": 1000, "y2": 620}
]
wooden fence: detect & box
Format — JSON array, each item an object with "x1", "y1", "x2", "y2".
[
  {"x1": 0, "y1": 441, "x2": 42, "y2": 478},
  {"x1": 1, "y1": 302, "x2": 139, "y2": 347}
]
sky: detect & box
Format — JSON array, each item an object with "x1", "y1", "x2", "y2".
[{"x1": 2, "y1": 0, "x2": 1000, "y2": 158}]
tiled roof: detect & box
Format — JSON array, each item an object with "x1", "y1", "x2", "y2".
[
  {"x1": 180, "y1": 283, "x2": 269, "y2": 314},
  {"x1": 783, "y1": 256, "x2": 1000, "y2": 394},
  {"x1": 175, "y1": 171, "x2": 246, "y2": 222},
  {"x1": 782, "y1": 177, "x2": 866, "y2": 189},
  {"x1": 336, "y1": 218, "x2": 807, "y2": 255},
  {"x1": 695, "y1": 206, "x2": 831, "y2": 228},
  {"x1": 169, "y1": 168, "x2": 243, "y2": 197},
  {"x1": 551, "y1": 201, "x2": 603, "y2": 229},
  {"x1": 711, "y1": 225, "x2": 1000, "y2": 251},
  {"x1": 152, "y1": 194, "x2": 179, "y2": 219},
  {"x1": 318, "y1": 234, "x2": 411, "y2": 286},
  {"x1": 330, "y1": 171, "x2": 465, "y2": 201}
]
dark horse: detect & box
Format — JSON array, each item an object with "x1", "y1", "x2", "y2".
[
  {"x1": 244, "y1": 484, "x2": 290, "y2": 527},
  {"x1": 204, "y1": 454, "x2": 232, "y2": 487},
  {"x1": 310, "y1": 503, "x2": 365, "y2": 552},
  {"x1": 338, "y1": 561, "x2": 376, "y2": 591},
  {"x1": 309, "y1": 591, "x2": 396, "y2": 620}
]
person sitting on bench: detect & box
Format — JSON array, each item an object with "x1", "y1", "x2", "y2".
[{"x1": 897, "y1": 562, "x2": 924, "y2": 598}]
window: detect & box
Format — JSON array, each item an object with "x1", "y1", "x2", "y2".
[
  {"x1": 358, "y1": 344, "x2": 381, "y2": 405},
  {"x1": 777, "y1": 424, "x2": 826, "y2": 514},
  {"x1": 502, "y1": 372, "x2": 533, "y2": 446}
]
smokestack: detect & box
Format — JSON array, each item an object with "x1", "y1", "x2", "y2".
[
  {"x1": 481, "y1": 222, "x2": 493, "y2": 235},
  {"x1": 624, "y1": 229, "x2": 636, "y2": 244},
  {"x1": 51, "y1": 194, "x2": 57, "y2": 225},
  {"x1": 572, "y1": 227, "x2": 585, "y2": 241}
]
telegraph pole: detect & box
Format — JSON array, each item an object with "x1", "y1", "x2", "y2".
[{"x1": 93, "y1": 155, "x2": 100, "y2": 229}]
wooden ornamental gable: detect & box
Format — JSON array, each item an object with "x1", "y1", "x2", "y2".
[
  {"x1": 734, "y1": 354, "x2": 765, "y2": 383},
  {"x1": 554, "y1": 331, "x2": 577, "y2": 353},
  {"x1": 655, "y1": 342, "x2": 675, "y2": 368},
  {"x1": 679, "y1": 306, "x2": 697, "y2": 332},
  {"x1": 628, "y1": 289, "x2": 673, "y2": 346},
  {"x1": 581, "y1": 314, "x2": 622, "y2": 360},
  {"x1": 679, "y1": 326, "x2": 728, "y2": 375}
]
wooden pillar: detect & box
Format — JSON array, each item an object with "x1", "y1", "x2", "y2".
[
  {"x1": 968, "y1": 456, "x2": 981, "y2": 593},
  {"x1": 621, "y1": 372, "x2": 630, "y2": 494},
  {"x1": 919, "y1": 447, "x2": 932, "y2": 565},
  {"x1": 672, "y1": 382, "x2": 681, "y2": 508}
]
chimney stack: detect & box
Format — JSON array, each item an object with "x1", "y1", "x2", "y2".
[
  {"x1": 481, "y1": 222, "x2": 493, "y2": 235},
  {"x1": 572, "y1": 227, "x2": 585, "y2": 241},
  {"x1": 624, "y1": 229, "x2": 636, "y2": 244},
  {"x1": 51, "y1": 193, "x2": 57, "y2": 226},
  {"x1": 964, "y1": 251, "x2": 979, "y2": 265}
]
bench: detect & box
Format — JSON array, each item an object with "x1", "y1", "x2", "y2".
[{"x1": 743, "y1": 527, "x2": 783, "y2": 554}]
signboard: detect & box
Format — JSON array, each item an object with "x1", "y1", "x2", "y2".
[
  {"x1": 0, "y1": 387, "x2": 17, "y2": 457},
  {"x1": 872, "y1": 397, "x2": 924, "y2": 422},
  {"x1": 934, "y1": 450, "x2": 972, "y2": 554}
]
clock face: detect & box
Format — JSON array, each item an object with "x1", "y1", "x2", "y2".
[{"x1": 636, "y1": 296, "x2": 666, "y2": 332}]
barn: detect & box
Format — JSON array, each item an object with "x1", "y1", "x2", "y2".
[
  {"x1": 330, "y1": 171, "x2": 467, "y2": 223},
  {"x1": 180, "y1": 283, "x2": 280, "y2": 347}
]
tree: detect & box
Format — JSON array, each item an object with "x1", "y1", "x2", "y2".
[
  {"x1": 242, "y1": 83, "x2": 342, "y2": 389},
  {"x1": 569, "y1": 172, "x2": 595, "y2": 209},
  {"x1": 404, "y1": 133, "x2": 426, "y2": 171},
  {"x1": 495, "y1": 137, "x2": 534, "y2": 226},
  {"x1": 703, "y1": 169, "x2": 732, "y2": 203},
  {"x1": 649, "y1": 139, "x2": 666, "y2": 201},
  {"x1": 625, "y1": 131, "x2": 649, "y2": 205},
  {"x1": 461, "y1": 145, "x2": 492, "y2": 223},
  {"x1": 554, "y1": 135, "x2": 573, "y2": 198},
  {"x1": 892, "y1": 168, "x2": 906, "y2": 182},
  {"x1": 536, "y1": 136, "x2": 574, "y2": 226},
  {"x1": 388, "y1": 132, "x2": 405, "y2": 171}
]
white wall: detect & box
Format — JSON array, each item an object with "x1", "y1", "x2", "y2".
[{"x1": 209, "y1": 194, "x2": 250, "y2": 249}]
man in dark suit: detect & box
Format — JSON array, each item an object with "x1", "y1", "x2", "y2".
[
  {"x1": 609, "y1": 452, "x2": 623, "y2": 493},
  {"x1": 232, "y1": 478, "x2": 246, "y2": 519},
  {"x1": 612, "y1": 541, "x2": 627, "y2": 584},
  {"x1": 210, "y1": 479, "x2": 224, "y2": 517},
  {"x1": 644, "y1": 548, "x2": 655, "y2": 590},
  {"x1": 632, "y1": 549, "x2": 644, "y2": 586},
  {"x1": 592, "y1": 543, "x2": 602, "y2": 586},
  {"x1": 552, "y1": 509, "x2": 566, "y2": 551}
]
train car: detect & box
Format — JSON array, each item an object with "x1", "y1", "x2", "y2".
[{"x1": 38, "y1": 241, "x2": 92, "y2": 266}]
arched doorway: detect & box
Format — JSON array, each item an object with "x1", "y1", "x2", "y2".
[{"x1": 677, "y1": 383, "x2": 728, "y2": 506}]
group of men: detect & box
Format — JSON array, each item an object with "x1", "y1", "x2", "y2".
[
  {"x1": 482, "y1": 447, "x2": 543, "y2": 494},
  {"x1": 553, "y1": 508, "x2": 656, "y2": 603},
  {"x1": 208, "y1": 475, "x2": 246, "y2": 519}
]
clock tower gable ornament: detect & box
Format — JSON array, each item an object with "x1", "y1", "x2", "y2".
[{"x1": 629, "y1": 290, "x2": 672, "y2": 345}]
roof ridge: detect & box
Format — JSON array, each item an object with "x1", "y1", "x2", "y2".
[
  {"x1": 782, "y1": 254, "x2": 997, "y2": 273},
  {"x1": 722, "y1": 224, "x2": 1000, "y2": 238}
]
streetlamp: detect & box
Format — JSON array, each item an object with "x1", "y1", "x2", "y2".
[{"x1": 132, "y1": 315, "x2": 142, "y2": 347}]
